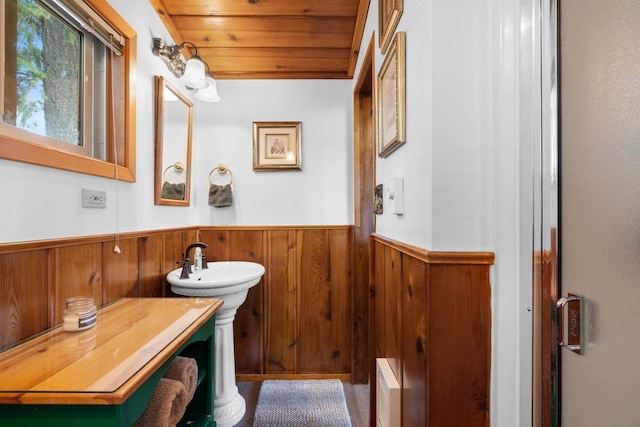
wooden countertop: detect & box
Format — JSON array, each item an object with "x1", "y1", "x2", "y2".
[{"x1": 0, "y1": 297, "x2": 222, "y2": 405}]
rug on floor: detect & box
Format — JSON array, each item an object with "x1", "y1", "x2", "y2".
[{"x1": 253, "y1": 379, "x2": 352, "y2": 427}]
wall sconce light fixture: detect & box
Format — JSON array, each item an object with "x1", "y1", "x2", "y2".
[{"x1": 152, "y1": 38, "x2": 221, "y2": 102}]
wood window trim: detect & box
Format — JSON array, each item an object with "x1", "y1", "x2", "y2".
[{"x1": 0, "y1": 0, "x2": 137, "y2": 182}]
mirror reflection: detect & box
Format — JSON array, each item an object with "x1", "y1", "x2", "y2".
[{"x1": 154, "y1": 76, "x2": 193, "y2": 206}]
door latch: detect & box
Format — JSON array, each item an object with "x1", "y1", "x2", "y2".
[{"x1": 556, "y1": 293, "x2": 584, "y2": 355}]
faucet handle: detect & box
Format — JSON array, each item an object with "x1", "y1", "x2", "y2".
[
  {"x1": 178, "y1": 253, "x2": 192, "y2": 274},
  {"x1": 201, "y1": 252, "x2": 208, "y2": 269},
  {"x1": 179, "y1": 260, "x2": 191, "y2": 279}
]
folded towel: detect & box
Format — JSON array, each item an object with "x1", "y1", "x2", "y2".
[
  {"x1": 163, "y1": 356, "x2": 198, "y2": 402},
  {"x1": 208, "y1": 183, "x2": 233, "y2": 207},
  {"x1": 134, "y1": 378, "x2": 188, "y2": 427}
]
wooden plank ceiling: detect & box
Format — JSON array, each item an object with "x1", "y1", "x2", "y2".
[{"x1": 149, "y1": 0, "x2": 371, "y2": 80}]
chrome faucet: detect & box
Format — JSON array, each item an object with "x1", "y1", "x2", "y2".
[{"x1": 179, "y1": 242, "x2": 209, "y2": 279}]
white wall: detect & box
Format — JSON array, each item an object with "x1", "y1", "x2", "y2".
[
  {"x1": 0, "y1": 0, "x2": 353, "y2": 244},
  {"x1": 365, "y1": 0, "x2": 494, "y2": 252},
  {"x1": 0, "y1": 0, "x2": 196, "y2": 243},
  {"x1": 369, "y1": 1, "x2": 434, "y2": 248},
  {"x1": 192, "y1": 80, "x2": 353, "y2": 226},
  {"x1": 352, "y1": 0, "x2": 535, "y2": 426}
]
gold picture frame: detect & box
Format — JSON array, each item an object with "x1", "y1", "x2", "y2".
[
  {"x1": 377, "y1": 32, "x2": 406, "y2": 158},
  {"x1": 379, "y1": 0, "x2": 403, "y2": 54},
  {"x1": 253, "y1": 121, "x2": 302, "y2": 171}
]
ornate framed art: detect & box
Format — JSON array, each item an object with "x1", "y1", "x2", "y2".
[
  {"x1": 379, "y1": 0, "x2": 403, "y2": 54},
  {"x1": 377, "y1": 32, "x2": 406, "y2": 158},
  {"x1": 253, "y1": 121, "x2": 302, "y2": 171}
]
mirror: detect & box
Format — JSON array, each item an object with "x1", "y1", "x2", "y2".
[{"x1": 154, "y1": 76, "x2": 193, "y2": 206}]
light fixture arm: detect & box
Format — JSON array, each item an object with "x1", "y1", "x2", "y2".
[
  {"x1": 178, "y1": 41, "x2": 199, "y2": 56},
  {"x1": 152, "y1": 38, "x2": 185, "y2": 77},
  {"x1": 152, "y1": 37, "x2": 221, "y2": 102}
]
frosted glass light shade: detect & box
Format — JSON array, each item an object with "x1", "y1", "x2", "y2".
[
  {"x1": 181, "y1": 55, "x2": 207, "y2": 89},
  {"x1": 195, "y1": 74, "x2": 221, "y2": 102}
]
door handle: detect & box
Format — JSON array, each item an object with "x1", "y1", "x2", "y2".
[{"x1": 556, "y1": 293, "x2": 584, "y2": 355}]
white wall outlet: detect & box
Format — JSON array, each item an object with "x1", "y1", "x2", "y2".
[
  {"x1": 387, "y1": 177, "x2": 404, "y2": 215},
  {"x1": 82, "y1": 189, "x2": 107, "y2": 208}
]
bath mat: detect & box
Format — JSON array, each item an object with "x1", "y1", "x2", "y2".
[{"x1": 253, "y1": 379, "x2": 352, "y2": 427}]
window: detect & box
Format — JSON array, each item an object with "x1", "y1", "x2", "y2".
[{"x1": 0, "y1": 0, "x2": 136, "y2": 181}]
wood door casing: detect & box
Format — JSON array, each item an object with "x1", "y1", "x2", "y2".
[{"x1": 353, "y1": 34, "x2": 376, "y2": 386}]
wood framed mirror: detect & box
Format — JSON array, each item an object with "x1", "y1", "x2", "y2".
[{"x1": 154, "y1": 76, "x2": 193, "y2": 206}]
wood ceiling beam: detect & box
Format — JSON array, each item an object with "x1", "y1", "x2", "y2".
[
  {"x1": 161, "y1": 0, "x2": 361, "y2": 18},
  {"x1": 171, "y1": 16, "x2": 355, "y2": 49}
]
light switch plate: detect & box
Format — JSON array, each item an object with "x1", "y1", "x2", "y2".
[
  {"x1": 387, "y1": 177, "x2": 404, "y2": 215},
  {"x1": 82, "y1": 189, "x2": 107, "y2": 208}
]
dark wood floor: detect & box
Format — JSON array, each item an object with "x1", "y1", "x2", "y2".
[{"x1": 236, "y1": 381, "x2": 370, "y2": 427}]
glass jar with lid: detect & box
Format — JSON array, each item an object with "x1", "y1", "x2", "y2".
[{"x1": 62, "y1": 296, "x2": 97, "y2": 332}]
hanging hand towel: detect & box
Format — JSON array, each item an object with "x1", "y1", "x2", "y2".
[
  {"x1": 208, "y1": 164, "x2": 234, "y2": 207},
  {"x1": 209, "y1": 183, "x2": 233, "y2": 207},
  {"x1": 161, "y1": 182, "x2": 185, "y2": 201}
]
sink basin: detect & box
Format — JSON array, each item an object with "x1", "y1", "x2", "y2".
[{"x1": 167, "y1": 261, "x2": 265, "y2": 297}]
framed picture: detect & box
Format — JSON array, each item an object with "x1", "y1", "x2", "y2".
[
  {"x1": 253, "y1": 121, "x2": 302, "y2": 171},
  {"x1": 379, "y1": 0, "x2": 403, "y2": 54},
  {"x1": 377, "y1": 32, "x2": 406, "y2": 158}
]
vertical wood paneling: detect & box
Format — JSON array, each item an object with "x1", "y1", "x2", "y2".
[
  {"x1": 264, "y1": 229, "x2": 298, "y2": 374},
  {"x1": 183, "y1": 229, "x2": 197, "y2": 248},
  {"x1": 297, "y1": 229, "x2": 328, "y2": 372},
  {"x1": 103, "y1": 238, "x2": 139, "y2": 304},
  {"x1": 328, "y1": 228, "x2": 352, "y2": 374},
  {"x1": 297, "y1": 229, "x2": 351, "y2": 374},
  {"x1": 402, "y1": 255, "x2": 427, "y2": 427},
  {"x1": 297, "y1": 229, "x2": 334, "y2": 373},
  {"x1": 372, "y1": 235, "x2": 492, "y2": 427},
  {"x1": 228, "y1": 230, "x2": 264, "y2": 374},
  {"x1": 138, "y1": 235, "x2": 164, "y2": 297},
  {"x1": 0, "y1": 251, "x2": 48, "y2": 348},
  {"x1": 384, "y1": 245, "x2": 402, "y2": 380},
  {"x1": 200, "y1": 227, "x2": 352, "y2": 377},
  {"x1": 164, "y1": 230, "x2": 189, "y2": 296},
  {"x1": 228, "y1": 230, "x2": 262, "y2": 263},
  {"x1": 0, "y1": 226, "x2": 355, "y2": 380},
  {"x1": 52, "y1": 243, "x2": 103, "y2": 324},
  {"x1": 353, "y1": 219, "x2": 370, "y2": 382},
  {"x1": 374, "y1": 239, "x2": 386, "y2": 358},
  {"x1": 163, "y1": 230, "x2": 183, "y2": 270},
  {"x1": 198, "y1": 229, "x2": 229, "y2": 261},
  {"x1": 428, "y1": 264, "x2": 490, "y2": 426}
]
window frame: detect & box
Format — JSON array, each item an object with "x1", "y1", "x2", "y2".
[{"x1": 0, "y1": 0, "x2": 137, "y2": 182}]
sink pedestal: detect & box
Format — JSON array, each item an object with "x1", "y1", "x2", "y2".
[
  {"x1": 167, "y1": 261, "x2": 265, "y2": 427},
  {"x1": 212, "y1": 291, "x2": 248, "y2": 427}
]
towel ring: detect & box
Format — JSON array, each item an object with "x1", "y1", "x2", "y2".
[
  {"x1": 209, "y1": 163, "x2": 234, "y2": 187},
  {"x1": 163, "y1": 161, "x2": 185, "y2": 182}
]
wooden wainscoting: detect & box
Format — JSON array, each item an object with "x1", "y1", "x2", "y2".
[
  {"x1": 372, "y1": 234, "x2": 493, "y2": 427},
  {"x1": 0, "y1": 225, "x2": 357, "y2": 380},
  {"x1": 0, "y1": 228, "x2": 196, "y2": 350},
  {"x1": 197, "y1": 226, "x2": 355, "y2": 380}
]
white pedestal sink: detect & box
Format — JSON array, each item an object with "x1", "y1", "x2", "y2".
[{"x1": 167, "y1": 261, "x2": 265, "y2": 427}]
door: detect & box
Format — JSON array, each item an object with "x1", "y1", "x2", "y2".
[{"x1": 558, "y1": 0, "x2": 640, "y2": 425}]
